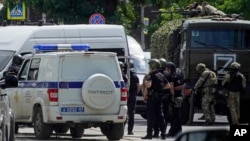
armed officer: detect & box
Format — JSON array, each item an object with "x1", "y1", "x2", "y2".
[
  {"x1": 7, "y1": 54, "x2": 24, "y2": 75},
  {"x1": 222, "y1": 62, "x2": 246, "y2": 125},
  {"x1": 153, "y1": 58, "x2": 173, "y2": 137},
  {"x1": 141, "y1": 59, "x2": 168, "y2": 140},
  {"x1": 165, "y1": 62, "x2": 184, "y2": 137},
  {"x1": 119, "y1": 61, "x2": 128, "y2": 86},
  {"x1": 127, "y1": 61, "x2": 140, "y2": 135},
  {"x1": 194, "y1": 63, "x2": 217, "y2": 125}
]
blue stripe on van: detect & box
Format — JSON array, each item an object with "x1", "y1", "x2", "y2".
[{"x1": 18, "y1": 81, "x2": 124, "y2": 89}]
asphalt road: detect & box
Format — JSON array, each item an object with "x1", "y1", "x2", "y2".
[{"x1": 15, "y1": 113, "x2": 229, "y2": 141}]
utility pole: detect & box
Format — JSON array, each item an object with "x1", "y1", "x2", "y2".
[
  {"x1": 140, "y1": 4, "x2": 145, "y2": 50},
  {"x1": 26, "y1": 7, "x2": 30, "y2": 21}
]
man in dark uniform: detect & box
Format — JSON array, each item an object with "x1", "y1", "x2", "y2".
[
  {"x1": 119, "y1": 61, "x2": 128, "y2": 86},
  {"x1": 165, "y1": 62, "x2": 184, "y2": 137},
  {"x1": 7, "y1": 54, "x2": 23, "y2": 75},
  {"x1": 153, "y1": 58, "x2": 173, "y2": 138},
  {"x1": 127, "y1": 61, "x2": 140, "y2": 135},
  {"x1": 141, "y1": 59, "x2": 168, "y2": 140}
]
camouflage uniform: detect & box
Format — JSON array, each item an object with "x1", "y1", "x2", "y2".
[
  {"x1": 187, "y1": 2, "x2": 202, "y2": 11},
  {"x1": 222, "y1": 62, "x2": 246, "y2": 125},
  {"x1": 194, "y1": 63, "x2": 217, "y2": 124},
  {"x1": 200, "y1": 2, "x2": 226, "y2": 16}
]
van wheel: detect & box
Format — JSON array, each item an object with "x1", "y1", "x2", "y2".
[
  {"x1": 15, "y1": 123, "x2": 19, "y2": 134},
  {"x1": 140, "y1": 114, "x2": 147, "y2": 119},
  {"x1": 70, "y1": 125, "x2": 84, "y2": 138},
  {"x1": 34, "y1": 107, "x2": 53, "y2": 139},
  {"x1": 9, "y1": 114, "x2": 15, "y2": 141},
  {"x1": 1, "y1": 125, "x2": 5, "y2": 141},
  {"x1": 5, "y1": 125, "x2": 8, "y2": 141},
  {"x1": 54, "y1": 125, "x2": 69, "y2": 134},
  {"x1": 100, "y1": 125, "x2": 107, "y2": 136},
  {"x1": 105, "y1": 123, "x2": 124, "y2": 140}
]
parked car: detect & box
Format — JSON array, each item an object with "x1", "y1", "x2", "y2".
[
  {"x1": 174, "y1": 127, "x2": 230, "y2": 141},
  {"x1": 0, "y1": 89, "x2": 15, "y2": 141}
]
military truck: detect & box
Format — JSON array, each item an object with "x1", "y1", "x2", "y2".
[{"x1": 151, "y1": 16, "x2": 250, "y2": 125}]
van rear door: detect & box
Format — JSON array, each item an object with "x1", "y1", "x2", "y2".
[{"x1": 58, "y1": 53, "x2": 122, "y2": 115}]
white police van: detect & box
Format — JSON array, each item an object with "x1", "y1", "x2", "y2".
[
  {"x1": 0, "y1": 24, "x2": 129, "y2": 85},
  {"x1": 4, "y1": 44, "x2": 127, "y2": 140},
  {"x1": 127, "y1": 36, "x2": 149, "y2": 119}
]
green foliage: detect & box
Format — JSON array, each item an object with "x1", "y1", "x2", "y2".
[
  {"x1": 2, "y1": 0, "x2": 250, "y2": 31},
  {"x1": 1, "y1": 0, "x2": 138, "y2": 26},
  {"x1": 150, "y1": 19, "x2": 183, "y2": 60},
  {"x1": 112, "y1": 3, "x2": 136, "y2": 34},
  {"x1": 147, "y1": 2, "x2": 183, "y2": 36}
]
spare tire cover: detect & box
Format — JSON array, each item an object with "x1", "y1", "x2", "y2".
[{"x1": 82, "y1": 74, "x2": 116, "y2": 110}]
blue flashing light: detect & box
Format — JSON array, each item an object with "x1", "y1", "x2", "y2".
[
  {"x1": 34, "y1": 44, "x2": 90, "y2": 51},
  {"x1": 70, "y1": 44, "x2": 90, "y2": 51},
  {"x1": 34, "y1": 44, "x2": 58, "y2": 51}
]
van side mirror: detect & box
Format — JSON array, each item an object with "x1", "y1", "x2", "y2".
[{"x1": 5, "y1": 75, "x2": 18, "y2": 88}]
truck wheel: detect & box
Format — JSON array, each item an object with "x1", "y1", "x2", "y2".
[
  {"x1": 70, "y1": 125, "x2": 84, "y2": 138},
  {"x1": 34, "y1": 107, "x2": 53, "y2": 139},
  {"x1": 105, "y1": 123, "x2": 124, "y2": 140}
]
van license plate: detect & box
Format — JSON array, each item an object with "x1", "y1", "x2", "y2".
[{"x1": 61, "y1": 107, "x2": 84, "y2": 112}]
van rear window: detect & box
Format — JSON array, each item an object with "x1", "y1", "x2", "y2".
[
  {"x1": 60, "y1": 55, "x2": 120, "y2": 80},
  {"x1": 89, "y1": 48, "x2": 125, "y2": 62}
]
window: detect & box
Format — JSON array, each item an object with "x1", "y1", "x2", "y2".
[
  {"x1": 27, "y1": 58, "x2": 40, "y2": 80},
  {"x1": 191, "y1": 28, "x2": 234, "y2": 49},
  {"x1": 18, "y1": 59, "x2": 31, "y2": 80},
  {"x1": 0, "y1": 50, "x2": 15, "y2": 72},
  {"x1": 190, "y1": 28, "x2": 250, "y2": 49}
]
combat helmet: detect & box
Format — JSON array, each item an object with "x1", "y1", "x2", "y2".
[
  {"x1": 148, "y1": 58, "x2": 160, "y2": 70},
  {"x1": 129, "y1": 60, "x2": 135, "y2": 72},
  {"x1": 230, "y1": 62, "x2": 241, "y2": 70},
  {"x1": 12, "y1": 54, "x2": 23, "y2": 65},
  {"x1": 159, "y1": 58, "x2": 167, "y2": 69},
  {"x1": 196, "y1": 63, "x2": 206, "y2": 73},
  {"x1": 166, "y1": 61, "x2": 176, "y2": 73},
  {"x1": 119, "y1": 61, "x2": 125, "y2": 69}
]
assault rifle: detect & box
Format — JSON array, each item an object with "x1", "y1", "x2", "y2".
[
  {"x1": 151, "y1": 9, "x2": 201, "y2": 18},
  {"x1": 151, "y1": 9, "x2": 244, "y2": 19}
]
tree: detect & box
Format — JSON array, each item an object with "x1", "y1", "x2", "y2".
[{"x1": 2, "y1": 0, "x2": 120, "y2": 24}]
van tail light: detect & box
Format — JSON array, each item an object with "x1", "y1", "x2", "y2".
[
  {"x1": 120, "y1": 87, "x2": 127, "y2": 102},
  {"x1": 47, "y1": 88, "x2": 58, "y2": 102}
]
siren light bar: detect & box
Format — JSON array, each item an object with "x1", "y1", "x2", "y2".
[{"x1": 34, "y1": 44, "x2": 90, "y2": 52}]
